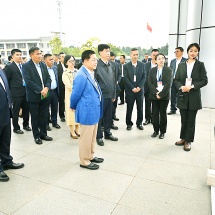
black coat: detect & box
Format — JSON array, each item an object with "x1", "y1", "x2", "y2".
[
  {"x1": 174, "y1": 60, "x2": 208, "y2": 110},
  {"x1": 148, "y1": 66, "x2": 172, "y2": 100}
]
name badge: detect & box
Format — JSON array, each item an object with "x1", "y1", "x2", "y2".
[
  {"x1": 156, "y1": 81, "x2": 163, "y2": 92},
  {"x1": 134, "y1": 75, "x2": 136, "y2": 82},
  {"x1": 185, "y1": 78, "x2": 192, "y2": 86}
]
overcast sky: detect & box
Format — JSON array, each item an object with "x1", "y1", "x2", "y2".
[{"x1": 0, "y1": 0, "x2": 170, "y2": 48}]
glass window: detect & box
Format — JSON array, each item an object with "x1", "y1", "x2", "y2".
[
  {"x1": 1, "y1": 51, "x2": 5, "y2": 56},
  {"x1": 17, "y1": 43, "x2": 26, "y2": 48},
  {"x1": 22, "y1": 51, "x2": 27, "y2": 56},
  {"x1": 7, "y1": 51, "x2": 11, "y2": 56},
  {"x1": 0, "y1": 44, "x2": 4, "y2": 49},
  {"x1": 6, "y1": 43, "x2": 15, "y2": 49}
]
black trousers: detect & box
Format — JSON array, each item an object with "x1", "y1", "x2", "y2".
[
  {"x1": 0, "y1": 123, "x2": 13, "y2": 172},
  {"x1": 97, "y1": 98, "x2": 112, "y2": 139},
  {"x1": 179, "y1": 109, "x2": 198, "y2": 142},
  {"x1": 170, "y1": 83, "x2": 178, "y2": 112},
  {"x1": 126, "y1": 93, "x2": 143, "y2": 126},
  {"x1": 58, "y1": 87, "x2": 65, "y2": 119},
  {"x1": 28, "y1": 97, "x2": 51, "y2": 139},
  {"x1": 119, "y1": 77, "x2": 125, "y2": 103},
  {"x1": 144, "y1": 91, "x2": 152, "y2": 121},
  {"x1": 151, "y1": 100, "x2": 169, "y2": 134},
  {"x1": 11, "y1": 96, "x2": 29, "y2": 130},
  {"x1": 48, "y1": 90, "x2": 59, "y2": 125},
  {"x1": 112, "y1": 90, "x2": 120, "y2": 119}
]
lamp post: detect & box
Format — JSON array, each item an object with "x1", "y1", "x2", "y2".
[{"x1": 56, "y1": 0, "x2": 62, "y2": 41}]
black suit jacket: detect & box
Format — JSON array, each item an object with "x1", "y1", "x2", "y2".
[
  {"x1": 174, "y1": 60, "x2": 208, "y2": 110},
  {"x1": 4, "y1": 61, "x2": 26, "y2": 97},
  {"x1": 0, "y1": 69, "x2": 12, "y2": 126},
  {"x1": 148, "y1": 66, "x2": 172, "y2": 100},
  {"x1": 144, "y1": 61, "x2": 154, "y2": 93},
  {"x1": 22, "y1": 60, "x2": 51, "y2": 102},
  {"x1": 57, "y1": 62, "x2": 65, "y2": 90},
  {"x1": 123, "y1": 61, "x2": 146, "y2": 96}
]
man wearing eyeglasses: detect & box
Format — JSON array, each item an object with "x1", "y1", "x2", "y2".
[{"x1": 168, "y1": 47, "x2": 186, "y2": 115}]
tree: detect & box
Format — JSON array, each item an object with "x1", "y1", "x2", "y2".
[
  {"x1": 81, "y1": 37, "x2": 100, "y2": 53},
  {"x1": 49, "y1": 37, "x2": 62, "y2": 54}
]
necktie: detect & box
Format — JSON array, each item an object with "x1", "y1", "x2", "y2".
[{"x1": 19, "y1": 64, "x2": 26, "y2": 86}]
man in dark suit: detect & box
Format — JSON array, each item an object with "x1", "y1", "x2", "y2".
[
  {"x1": 22, "y1": 47, "x2": 53, "y2": 145},
  {"x1": 44, "y1": 54, "x2": 61, "y2": 129},
  {"x1": 143, "y1": 49, "x2": 159, "y2": 125},
  {"x1": 124, "y1": 48, "x2": 146, "y2": 130},
  {"x1": 168, "y1": 47, "x2": 187, "y2": 115},
  {"x1": 142, "y1": 53, "x2": 151, "y2": 63},
  {"x1": 4, "y1": 49, "x2": 31, "y2": 134},
  {"x1": 57, "y1": 52, "x2": 66, "y2": 122},
  {"x1": 118, "y1": 55, "x2": 126, "y2": 105},
  {"x1": 0, "y1": 69, "x2": 24, "y2": 182}
]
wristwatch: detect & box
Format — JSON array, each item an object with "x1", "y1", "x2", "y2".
[{"x1": 191, "y1": 85, "x2": 194, "y2": 89}]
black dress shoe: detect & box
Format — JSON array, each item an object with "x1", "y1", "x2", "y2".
[
  {"x1": 137, "y1": 125, "x2": 144, "y2": 130},
  {"x1": 3, "y1": 162, "x2": 24, "y2": 170},
  {"x1": 61, "y1": 117, "x2": 65, "y2": 122},
  {"x1": 97, "y1": 138, "x2": 104, "y2": 146},
  {"x1": 13, "y1": 129, "x2": 24, "y2": 134},
  {"x1": 127, "y1": 126, "x2": 132, "y2": 130},
  {"x1": 111, "y1": 125, "x2": 118, "y2": 130},
  {"x1": 0, "y1": 172, "x2": 9, "y2": 182},
  {"x1": 143, "y1": 120, "x2": 151, "y2": 125},
  {"x1": 35, "y1": 138, "x2": 43, "y2": 144},
  {"x1": 159, "y1": 133, "x2": 165, "y2": 139},
  {"x1": 151, "y1": 132, "x2": 159, "y2": 138},
  {"x1": 41, "y1": 136, "x2": 53, "y2": 141},
  {"x1": 23, "y1": 126, "x2": 32, "y2": 131},
  {"x1": 90, "y1": 157, "x2": 104, "y2": 163},
  {"x1": 80, "y1": 163, "x2": 99, "y2": 170},
  {"x1": 46, "y1": 125, "x2": 52, "y2": 131},
  {"x1": 53, "y1": 124, "x2": 61, "y2": 129},
  {"x1": 118, "y1": 102, "x2": 124, "y2": 105},
  {"x1": 105, "y1": 135, "x2": 118, "y2": 141},
  {"x1": 167, "y1": 111, "x2": 176, "y2": 115},
  {"x1": 113, "y1": 116, "x2": 119, "y2": 121},
  {"x1": 48, "y1": 119, "x2": 52, "y2": 123}
]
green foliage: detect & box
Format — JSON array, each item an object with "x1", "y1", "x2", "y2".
[{"x1": 49, "y1": 37, "x2": 62, "y2": 54}]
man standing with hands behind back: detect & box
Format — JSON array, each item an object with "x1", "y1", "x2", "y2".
[{"x1": 22, "y1": 47, "x2": 53, "y2": 145}]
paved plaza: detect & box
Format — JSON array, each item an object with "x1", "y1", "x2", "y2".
[{"x1": 0, "y1": 104, "x2": 214, "y2": 215}]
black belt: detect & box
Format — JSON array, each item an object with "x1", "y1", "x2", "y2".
[{"x1": 50, "y1": 88, "x2": 57, "y2": 91}]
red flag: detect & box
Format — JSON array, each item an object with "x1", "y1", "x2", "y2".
[{"x1": 147, "y1": 23, "x2": 152, "y2": 33}]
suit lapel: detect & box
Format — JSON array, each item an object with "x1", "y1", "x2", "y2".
[
  {"x1": 191, "y1": 60, "x2": 198, "y2": 78},
  {"x1": 29, "y1": 60, "x2": 42, "y2": 83},
  {"x1": 12, "y1": 62, "x2": 22, "y2": 78},
  {"x1": 0, "y1": 71, "x2": 9, "y2": 92}
]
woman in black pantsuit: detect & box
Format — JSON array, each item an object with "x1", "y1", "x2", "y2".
[
  {"x1": 148, "y1": 53, "x2": 172, "y2": 139},
  {"x1": 174, "y1": 43, "x2": 208, "y2": 151}
]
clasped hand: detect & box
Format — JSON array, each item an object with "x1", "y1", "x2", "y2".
[
  {"x1": 41, "y1": 87, "x2": 49, "y2": 97},
  {"x1": 181, "y1": 86, "x2": 192, "y2": 93},
  {"x1": 156, "y1": 92, "x2": 161, "y2": 99},
  {"x1": 132, "y1": 87, "x2": 141, "y2": 93}
]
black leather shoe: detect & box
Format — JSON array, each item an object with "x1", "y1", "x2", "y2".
[
  {"x1": 137, "y1": 125, "x2": 144, "y2": 130},
  {"x1": 159, "y1": 133, "x2": 165, "y2": 139},
  {"x1": 41, "y1": 136, "x2": 53, "y2": 141},
  {"x1": 167, "y1": 111, "x2": 176, "y2": 115},
  {"x1": 61, "y1": 117, "x2": 65, "y2": 122},
  {"x1": 0, "y1": 172, "x2": 9, "y2": 182},
  {"x1": 113, "y1": 116, "x2": 119, "y2": 121},
  {"x1": 48, "y1": 119, "x2": 52, "y2": 123},
  {"x1": 127, "y1": 126, "x2": 132, "y2": 130},
  {"x1": 143, "y1": 120, "x2": 151, "y2": 125},
  {"x1": 53, "y1": 124, "x2": 61, "y2": 129},
  {"x1": 97, "y1": 138, "x2": 104, "y2": 146},
  {"x1": 151, "y1": 132, "x2": 159, "y2": 138},
  {"x1": 105, "y1": 135, "x2": 118, "y2": 141},
  {"x1": 23, "y1": 126, "x2": 32, "y2": 131},
  {"x1": 111, "y1": 125, "x2": 118, "y2": 130},
  {"x1": 13, "y1": 129, "x2": 24, "y2": 134},
  {"x1": 118, "y1": 102, "x2": 124, "y2": 105},
  {"x1": 90, "y1": 157, "x2": 104, "y2": 163},
  {"x1": 80, "y1": 163, "x2": 99, "y2": 170},
  {"x1": 3, "y1": 162, "x2": 24, "y2": 170},
  {"x1": 35, "y1": 138, "x2": 43, "y2": 144},
  {"x1": 46, "y1": 125, "x2": 52, "y2": 131}
]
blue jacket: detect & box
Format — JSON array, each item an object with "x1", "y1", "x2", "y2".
[{"x1": 70, "y1": 66, "x2": 103, "y2": 125}]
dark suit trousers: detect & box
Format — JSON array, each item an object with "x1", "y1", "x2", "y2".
[
  {"x1": 0, "y1": 123, "x2": 13, "y2": 172},
  {"x1": 49, "y1": 90, "x2": 59, "y2": 125},
  {"x1": 144, "y1": 90, "x2": 152, "y2": 121},
  {"x1": 119, "y1": 77, "x2": 125, "y2": 103},
  {"x1": 152, "y1": 100, "x2": 169, "y2": 133},
  {"x1": 12, "y1": 96, "x2": 29, "y2": 130},
  {"x1": 170, "y1": 83, "x2": 178, "y2": 112},
  {"x1": 179, "y1": 109, "x2": 198, "y2": 142},
  {"x1": 97, "y1": 98, "x2": 112, "y2": 139},
  {"x1": 28, "y1": 98, "x2": 50, "y2": 139},
  {"x1": 126, "y1": 93, "x2": 143, "y2": 126},
  {"x1": 59, "y1": 86, "x2": 65, "y2": 118},
  {"x1": 112, "y1": 90, "x2": 120, "y2": 119}
]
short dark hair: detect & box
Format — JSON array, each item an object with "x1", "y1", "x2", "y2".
[
  {"x1": 29, "y1": 47, "x2": 40, "y2": 55},
  {"x1": 175, "y1": 47, "x2": 184, "y2": 52},
  {"x1": 64, "y1": 55, "x2": 75, "y2": 68},
  {"x1": 151, "y1": 49, "x2": 159, "y2": 53},
  {"x1": 11, "y1": 49, "x2": 21, "y2": 56},
  {"x1": 131, "y1": 48, "x2": 138, "y2": 52},
  {"x1": 82, "y1": 50, "x2": 95, "y2": 62},
  {"x1": 59, "y1": 52, "x2": 65, "y2": 55},
  {"x1": 98, "y1": 44, "x2": 110, "y2": 52},
  {"x1": 187, "y1": 43, "x2": 200, "y2": 53},
  {"x1": 120, "y1": 55, "x2": 125, "y2": 59},
  {"x1": 44, "y1": 53, "x2": 52, "y2": 60},
  {"x1": 8, "y1": 55, "x2": 12, "y2": 61},
  {"x1": 22, "y1": 57, "x2": 27, "y2": 60},
  {"x1": 53, "y1": 54, "x2": 59, "y2": 57},
  {"x1": 155, "y1": 53, "x2": 166, "y2": 60},
  {"x1": 145, "y1": 53, "x2": 149, "y2": 55},
  {"x1": 110, "y1": 52, "x2": 115, "y2": 57}
]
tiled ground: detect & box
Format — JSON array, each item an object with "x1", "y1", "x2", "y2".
[{"x1": 0, "y1": 104, "x2": 214, "y2": 215}]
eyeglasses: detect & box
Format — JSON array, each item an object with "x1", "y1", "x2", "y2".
[{"x1": 68, "y1": 59, "x2": 75, "y2": 63}]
